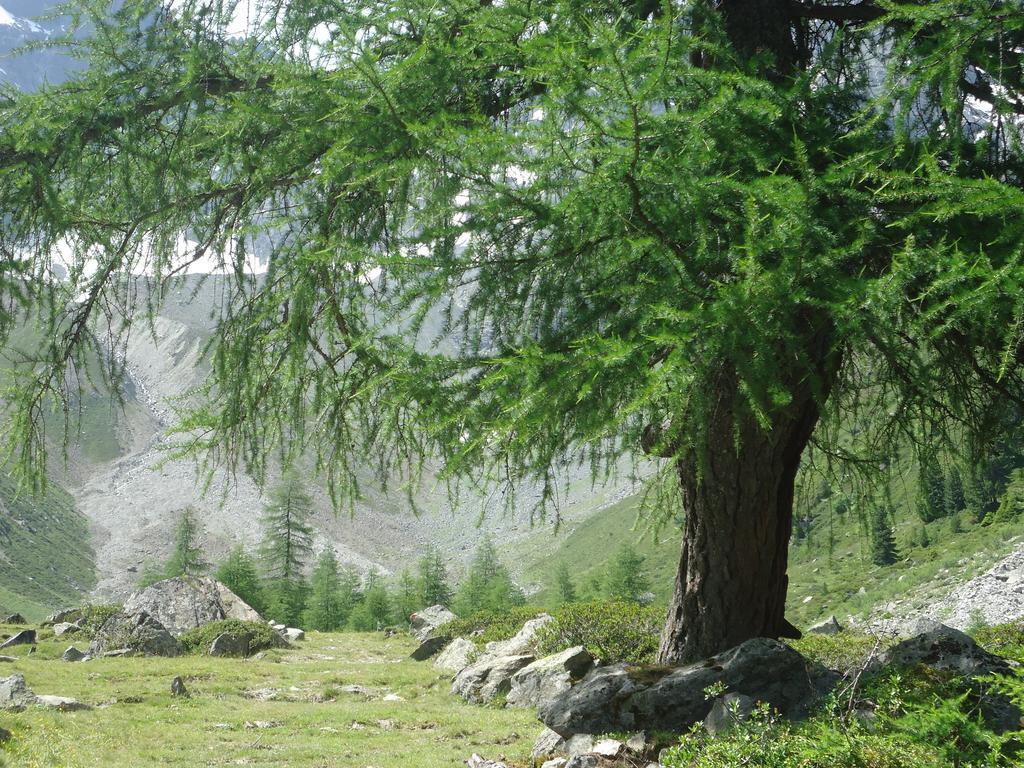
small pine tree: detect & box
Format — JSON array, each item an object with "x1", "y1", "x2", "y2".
[
  {"x1": 416, "y1": 547, "x2": 453, "y2": 607},
  {"x1": 605, "y1": 544, "x2": 651, "y2": 603},
  {"x1": 259, "y1": 470, "x2": 314, "y2": 624},
  {"x1": 454, "y1": 537, "x2": 524, "y2": 614},
  {"x1": 349, "y1": 571, "x2": 391, "y2": 631},
  {"x1": 165, "y1": 506, "x2": 207, "y2": 578},
  {"x1": 392, "y1": 568, "x2": 420, "y2": 625},
  {"x1": 305, "y1": 549, "x2": 345, "y2": 631},
  {"x1": 916, "y1": 454, "x2": 948, "y2": 522},
  {"x1": 945, "y1": 467, "x2": 966, "y2": 515},
  {"x1": 949, "y1": 512, "x2": 963, "y2": 534},
  {"x1": 555, "y1": 562, "x2": 576, "y2": 604},
  {"x1": 869, "y1": 507, "x2": 899, "y2": 566},
  {"x1": 338, "y1": 565, "x2": 362, "y2": 622},
  {"x1": 216, "y1": 545, "x2": 265, "y2": 613}
]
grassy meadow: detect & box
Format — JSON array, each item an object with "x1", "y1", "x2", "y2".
[{"x1": 0, "y1": 625, "x2": 538, "y2": 768}]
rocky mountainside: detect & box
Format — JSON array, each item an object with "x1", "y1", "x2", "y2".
[{"x1": 0, "y1": 2, "x2": 80, "y2": 91}]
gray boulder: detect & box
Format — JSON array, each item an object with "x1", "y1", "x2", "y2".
[
  {"x1": 53, "y1": 622, "x2": 81, "y2": 638},
  {"x1": 807, "y1": 615, "x2": 842, "y2": 636},
  {"x1": 89, "y1": 611, "x2": 182, "y2": 657},
  {"x1": 532, "y1": 727, "x2": 567, "y2": 759},
  {"x1": 453, "y1": 653, "x2": 535, "y2": 704},
  {"x1": 61, "y1": 646, "x2": 87, "y2": 663},
  {"x1": 283, "y1": 628, "x2": 305, "y2": 642},
  {"x1": 36, "y1": 695, "x2": 91, "y2": 712},
  {"x1": 435, "y1": 637, "x2": 476, "y2": 672},
  {"x1": 209, "y1": 631, "x2": 251, "y2": 658},
  {"x1": 0, "y1": 656, "x2": 16, "y2": 663},
  {"x1": 484, "y1": 614, "x2": 553, "y2": 657},
  {"x1": 2, "y1": 614, "x2": 26, "y2": 625},
  {"x1": 540, "y1": 638, "x2": 817, "y2": 737},
  {"x1": 507, "y1": 646, "x2": 593, "y2": 709},
  {"x1": 410, "y1": 605, "x2": 457, "y2": 641},
  {"x1": 0, "y1": 725, "x2": 11, "y2": 743},
  {"x1": 704, "y1": 693, "x2": 755, "y2": 734},
  {"x1": 0, "y1": 629, "x2": 35, "y2": 649},
  {"x1": 171, "y1": 676, "x2": 188, "y2": 697},
  {"x1": 410, "y1": 635, "x2": 449, "y2": 661},
  {"x1": 880, "y1": 622, "x2": 1010, "y2": 676},
  {"x1": 123, "y1": 576, "x2": 263, "y2": 636},
  {"x1": 44, "y1": 608, "x2": 84, "y2": 626},
  {"x1": 0, "y1": 674, "x2": 37, "y2": 711}
]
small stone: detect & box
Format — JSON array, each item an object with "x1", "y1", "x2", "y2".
[
  {"x1": 0, "y1": 656, "x2": 17, "y2": 663},
  {"x1": 0, "y1": 725, "x2": 11, "y2": 743},
  {"x1": 0, "y1": 630, "x2": 35, "y2": 650},
  {"x1": 531, "y1": 727, "x2": 566, "y2": 759},
  {"x1": 0, "y1": 674, "x2": 37, "y2": 711},
  {"x1": 541, "y1": 761, "x2": 567, "y2": 768},
  {"x1": 62, "y1": 647, "x2": 87, "y2": 663},
  {"x1": 592, "y1": 738, "x2": 624, "y2": 757},
  {"x1": 171, "y1": 676, "x2": 188, "y2": 697},
  {"x1": 382, "y1": 693, "x2": 404, "y2": 701},
  {"x1": 410, "y1": 635, "x2": 449, "y2": 661},
  {"x1": 626, "y1": 731, "x2": 650, "y2": 754},
  {"x1": 564, "y1": 756, "x2": 600, "y2": 768},
  {"x1": 283, "y1": 628, "x2": 305, "y2": 642},
  {"x1": 244, "y1": 720, "x2": 282, "y2": 729}
]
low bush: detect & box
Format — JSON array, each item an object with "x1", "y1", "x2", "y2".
[
  {"x1": 436, "y1": 606, "x2": 545, "y2": 648},
  {"x1": 972, "y1": 621, "x2": 1024, "y2": 665},
  {"x1": 78, "y1": 604, "x2": 123, "y2": 635},
  {"x1": 178, "y1": 619, "x2": 282, "y2": 655},
  {"x1": 535, "y1": 601, "x2": 663, "y2": 664}
]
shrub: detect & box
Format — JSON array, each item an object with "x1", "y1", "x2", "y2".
[
  {"x1": 535, "y1": 601, "x2": 663, "y2": 664},
  {"x1": 78, "y1": 604, "x2": 123, "y2": 636},
  {"x1": 178, "y1": 619, "x2": 282, "y2": 655},
  {"x1": 438, "y1": 606, "x2": 546, "y2": 648},
  {"x1": 972, "y1": 621, "x2": 1024, "y2": 665}
]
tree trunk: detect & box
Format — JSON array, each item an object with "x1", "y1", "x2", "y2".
[{"x1": 656, "y1": 361, "x2": 830, "y2": 664}]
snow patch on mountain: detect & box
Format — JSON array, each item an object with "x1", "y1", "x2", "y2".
[{"x1": 0, "y1": 4, "x2": 41, "y2": 33}]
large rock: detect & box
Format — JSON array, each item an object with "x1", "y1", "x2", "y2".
[
  {"x1": 540, "y1": 638, "x2": 817, "y2": 737},
  {"x1": 89, "y1": 611, "x2": 182, "y2": 657},
  {"x1": 44, "y1": 608, "x2": 84, "y2": 627},
  {"x1": 0, "y1": 674, "x2": 37, "y2": 711},
  {"x1": 209, "y1": 632, "x2": 251, "y2": 658},
  {"x1": 123, "y1": 576, "x2": 262, "y2": 636},
  {"x1": 410, "y1": 605, "x2": 457, "y2": 641},
  {"x1": 484, "y1": 614, "x2": 553, "y2": 657},
  {"x1": 2, "y1": 614, "x2": 26, "y2": 625},
  {"x1": 879, "y1": 622, "x2": 1021, "y2": 732},
  {"x1": 453, "y1": 653, "x2": 535, "y2": 704},
  {"x1": 36, "y1": 695, "x2": 91, "y2": 712},
  {"x1": 807, "y1": 615, "x2": 842, "y2": 636},
  {"x1": 507, "y1": 646, "x2": 593, "y2": 709},
  {"x1": 435, "y1": 637, "x2": 477, "y2": 672},
  {"x1": 61, "y1": 646, "x2": 87, "y2": 663},
  {"x1": 283, "y1": 628, "x2": 305, "y2": 642},
  {"x1": 880, "y1": 622, "x2": 1011, "y2": 676},
  {"x1": 704, "y1": 693, "x2": 755, "y2": 734},
  {"x1": 0, "y1": 629, "x2": 35, "y2": 649},
  {"x1": 411, "y1": 635, "x2": 449, "y2": 661},
  {"x1": 53, "y1": 622, "x2": 81, "y2": 638}
]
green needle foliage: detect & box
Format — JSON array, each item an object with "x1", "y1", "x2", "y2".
[
  {"x1": 1, "y1": 0, "x2": 1023, "y2": 657},
  {"x1": 215, "y1": 545, "x2": 265, "y2": 614},
  {"x1": 305, "y1": 548, "x2": 346, "y2": 631},
  {"x1": 165, "y1": 506, "x2": 207, "y2": 578},
  {"x1": 416, "y1": 547, "x2": 453, "y2": 609},
  {"x1": 605, "y1": 544, "x2": 652, "y2": 603}
]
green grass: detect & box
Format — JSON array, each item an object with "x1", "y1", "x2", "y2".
[
  {"x1": 0, "y1": 625, "x2": 539, "y2": 768},
  {"x1": 0, "y1": 473, "x2": 96, "y2": 621}
]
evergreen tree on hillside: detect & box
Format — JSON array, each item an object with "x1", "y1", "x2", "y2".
[
  {"x1": 165, "y1": 506, "x2": 207, "y2": 578},
  {"x1": 869, "y1": 508, "x2": 899, "y2": 567},
  {"x1": 259, "y1": 471, "x2": 314, "y2": 625},
  {"x1": 337, "y1": 565, "x2": 362, "y2": 623},
  {"x1": 605, "y1": 545, "x2": 652, "y2": 603},
  {"x1": 555, "y1": 562, "x2": 576, "y2": 604},
  {"x1": 917, "y1": 455, "x2": 949, "y2": 523},
  {"x1": 454, "y1": 538, "x2": 525, "y2": 615},
  {"x1": 392, "y1": 568, "x2": 420, "y2": 625},
  {"x1": 216, "y1": 545, "x2": 265, "y2": 614},
  {"x1": 305, "y1": 549, "x2": 345, "y2": 631},
  {"x1": 416, "y1": 548, "x2": 453, "y2": 608},
  {"x1": 5, "y1": 0, "x2": 1024, "y2": 663},
  {"x1": 348, "y1": 571, "x2": 391, "y2": 631}
]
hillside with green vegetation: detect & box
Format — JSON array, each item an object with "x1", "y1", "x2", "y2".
[{"x1": 0, "y1": 473, "x2": 96, "y2": 621}]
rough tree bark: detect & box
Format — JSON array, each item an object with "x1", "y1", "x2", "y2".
[{"x1": 656, "y1": 361, "x2": 830, "y2": 664}]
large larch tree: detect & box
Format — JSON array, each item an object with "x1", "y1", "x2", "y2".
[{"x1": 0, "y1": 0, "x2": 1023, "y2": 662}]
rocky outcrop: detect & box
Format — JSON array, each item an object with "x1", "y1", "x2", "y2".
[
  {"x1": 410, "y1": 605, "x2": 457, "y2": 641},
  {"x1": 89, "y1": 611, "x2": 182, "y2": 657},
  {"x1": 53, "y1": 622, "x2": 81, "y2": 638},
  {"x1": 435, "y1": 637, "x2": 477, "y2": 672},
  {"x1": 539, "y1": 638, "x2": 818, "y2": 737},
  {"x1": 123, "y1": 576, "x2": 262, "y2": 636},
  {"x1": 453, "y1": 653, "x2": 536, "y2": 704},
  {"x1": 44, "y1": 608, "x2": 84, "y2": 627},
  {"x1": 507, "y1": 646, "x2": 593, "y2": 709},
  {"x1": 0, "y1": 674, "x2": 37, "y2": 710},
  {"x1": 0, "y1": 629, "x2": 35, "y2": 649},
  {"x1": 704, "y1": 692, "x2": 755, "y2": 734}
]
